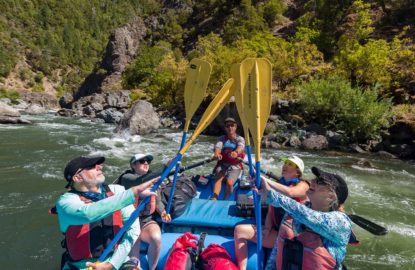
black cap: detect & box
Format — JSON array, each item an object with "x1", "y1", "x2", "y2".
[
  {"x1": 311, "y1": 167, "x2": 348, "y2": 204},
  {"x1": 64, "y1": 156, "x2": 105, "y2": 186}
]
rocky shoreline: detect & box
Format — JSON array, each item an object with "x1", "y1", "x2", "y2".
[{"x1": 1, "y1": 93, "x2": 414, "y2": 161}]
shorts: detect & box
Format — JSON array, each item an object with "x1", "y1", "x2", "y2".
[
  {"x1": 139, "y1": 215, "x2": 157, "y2": 229},
  {"x1": 214, "y1": 163, "x2": 242, "y2": 182}
]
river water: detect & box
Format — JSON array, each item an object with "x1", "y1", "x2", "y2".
[{"x1": 0, "y1": 114, "x2": 414, "y2": 269}]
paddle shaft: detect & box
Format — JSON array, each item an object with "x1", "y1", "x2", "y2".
[
  {"x1": 166, "y1": 132, "x2": 188, "y2": 215},
  {"x1": 348, "y1": 214, "x2": 388, "y2": 236}
]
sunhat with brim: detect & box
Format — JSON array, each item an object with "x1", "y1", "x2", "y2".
[
  {"x1": 130, "y1": 153, "x2": 154, "y2": 167},
  {"x1": 64, "y1": 156, "x2": 105, "y2": 187},
  {"x1": 311, "y1": 166, "x2": 349, "y2": 205},
  {"x1": 280, "y1": 155, "x2": 304, "y2": 174}
]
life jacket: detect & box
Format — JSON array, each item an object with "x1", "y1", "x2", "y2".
[
  {"x1": 270, "y1": 178, "x2": 307, "y2": 231},
  {"x1": 134, "y1": 194, "x2": 156, "y2": 216},
  {"x1": 64, "y1": 184, "x2": 124, "y2": 261},
  {"x1": 276, "y1": 216, "x2": 337, "y2": 270},
  {"x1": 218, "y1": 136, "x2": 244, "y2": 167},
  {"x1": 117, "y1": 169, "x2": 157, "y2": 216}
]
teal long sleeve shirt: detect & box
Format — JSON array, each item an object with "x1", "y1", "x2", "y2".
[
  {"x1": 265, "y1": 189, "x2": 352, "y2": 270},
  {"x1": 56, "y1": 184, "x2": 140, "y2": 270}
]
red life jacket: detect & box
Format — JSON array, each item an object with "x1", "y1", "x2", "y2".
[
  {"x1": 276, "y1": 216, "x2": 337, "y2": 270},
  {"x1": 64, "y1": 185, "x2": 124, "y2": 261},
  {"x1": 218, "y1": 136, "x2": 244, "y2": 168},
  {"x1": 134, "y1": 194, "x2": 156, "y2": 215}
]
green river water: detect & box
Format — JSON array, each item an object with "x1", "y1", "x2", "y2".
[{"x1": 0, "y1": 114, "x2": 414, "y2": 269}]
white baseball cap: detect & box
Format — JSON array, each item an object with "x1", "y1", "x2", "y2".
[
  {"x1": 130, "y1": 153, "x2": 153, "y2": 167},
  {"x1": 281, "y1": 155, "x2": 304, "y2": 174}
]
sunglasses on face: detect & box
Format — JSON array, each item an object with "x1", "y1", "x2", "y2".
[
  {"x1": 76, "y1": 164, "x2": 98, "y2": 174},
  {"x1": 138, "y1": 159, "x2": 151, "y2": 164}
]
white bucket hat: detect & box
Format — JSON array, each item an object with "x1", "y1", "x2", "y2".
[{"x1": 281, "y1": 155, "x2": 304, "y2": 174}]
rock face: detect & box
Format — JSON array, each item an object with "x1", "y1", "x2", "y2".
[
  {"x1": 75, "y1": 17, "x2": 147, "y2": 100},
  {"x1": 302, "y1": 135, "x2": 329, "y2": 150},
  {"x1": 115, "y1": 100, "x2": 160, "y2": 135},
  {"x1": 0, "y1": 102, "x2": 31, "y2": 124},
  {"x1": 64, "y1": 91, "x2": 130, "y2": 123}
]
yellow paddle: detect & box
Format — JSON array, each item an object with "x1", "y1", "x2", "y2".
[
  {"x1": 239, "y1": 58, "x2": 272, "y2": 269},
  {"x1": 166, "y1": 58, "x2": 212, "y2": 223},
  {"x1": 179, "y1": 78, "x2": 235, "y2": 154},
  {"x1": 93, "y1": 78, "x2": 235, "y2": 268}
]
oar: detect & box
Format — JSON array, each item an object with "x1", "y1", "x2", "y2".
[
  {"x1": 241, "y1": 159, "x2": 388, "y2": 236},
  {"x1": 94, "y1": 78, "x2": 235, "y2": 267},
  {"x1": 239, "y1": 58, "x2": 272, "y2": 270},
  {"x1": 165, "y1": 58, "x2": 211, "y2": 224},
  {"x1": 349, "y1": 214, "x2": 388, "y2": 236},
  {"x1": 176, "y1": 158, "x2": 214, "y2": 174}
]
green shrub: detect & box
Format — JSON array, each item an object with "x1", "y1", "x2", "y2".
[
  {"x1": 0, "y1": 88, "x2": 20, "y2": 101},
  {"x1": 298, "y1": 78, "x2": 392, "y2": 141},
  {"x1": 32, "y1": 83, "x2": 44, "y2": 92},
  {"x1": 34, "y1": 72, "x2": 44, "y2": 83}
]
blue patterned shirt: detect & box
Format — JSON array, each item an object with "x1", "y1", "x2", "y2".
[{"x1": 265, "y1": 189, "x2": 352, "y2": 270}]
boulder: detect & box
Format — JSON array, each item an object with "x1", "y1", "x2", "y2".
[
  {"x1": 0, "y1": 102, "x2": 21, "y2": 117},
  {"x1": 302, "y1": 135, "x2": 328, "y2": 150},
  {"x1": 115, "y1": 100, "x2": 160, "y2": 135},
  {"x1": 0, "y1": 102, "x2": 30, "y2": 124},
  {"x1": 96, "y1": 108, "x2": 124, "y2": 124},
  {"x1": 25, "y1": 104, "x2": 47, "y2": 115},
  {"x1": 13, "y1": 99, "x2": 29, "y2": 111}
]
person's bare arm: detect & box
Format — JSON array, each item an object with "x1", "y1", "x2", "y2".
[{"x1": 263, "y1": 176, "x2": 309, "y2": 198}]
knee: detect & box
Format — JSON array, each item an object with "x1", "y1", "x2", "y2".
[
  {"x1": 234, "y1": 224, "x2": 247, "y2": 239},
  {"x1": 151, "y1": 231, "x2": 162, "y2": 246},
  {"x1": 226, "y1": 179, "x2": 233, "y2": 188}
]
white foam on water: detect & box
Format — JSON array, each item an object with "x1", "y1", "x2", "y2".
[
  {"x1": 42, "y1": 172, "x2": 61, "y2": 180},
  {"x1": 350, "y1": 165, "x2": 383, "y2": 173},
  {"x1": 348, "y1": 253, "x2": 412, "y2": 266},
  {"x1": 37, "y1": 122, "x2": 83, "y2": 130},
  {"x1": 0, "y1": 125, "x2": 25, "y2": 130},
  {"x1": 387, "y1": 223, "x2": 415, "y2": 238}
]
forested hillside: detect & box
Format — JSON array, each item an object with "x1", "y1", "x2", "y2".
[
  {"x1": 0, "y1": 0, "x2": 159, "y2": 94},
  {"x1": 1, "y1": 0, "x2": 414, "y2": 142}
]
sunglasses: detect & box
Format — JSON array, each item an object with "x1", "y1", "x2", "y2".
[
  {"x1": 138, "y1": 159, "x2": 151, "y2": 164},
  {"x1": 76, "y1": 164, "x2": 98, "y2": 174}
]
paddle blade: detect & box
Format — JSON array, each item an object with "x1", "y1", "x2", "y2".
[
  {"x1": 232, "y1": 63, "x2": 250, "y2": 145},
  {"x1": 184, "y1": 59, "x2": 212, "y2": 131},
  {"x1": 349, "y1": 214, "x2": 388, "y2": 236},
  {"x1": 180, "y1": 78, "x2": 235, "y2": 154},
  {"x1": 240, "y1": 58, "x2": 272, "y2": 158}
]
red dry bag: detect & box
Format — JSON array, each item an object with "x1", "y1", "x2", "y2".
[{"x1": 199, "y1": 243, "x2": 238, "y2": 270}]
